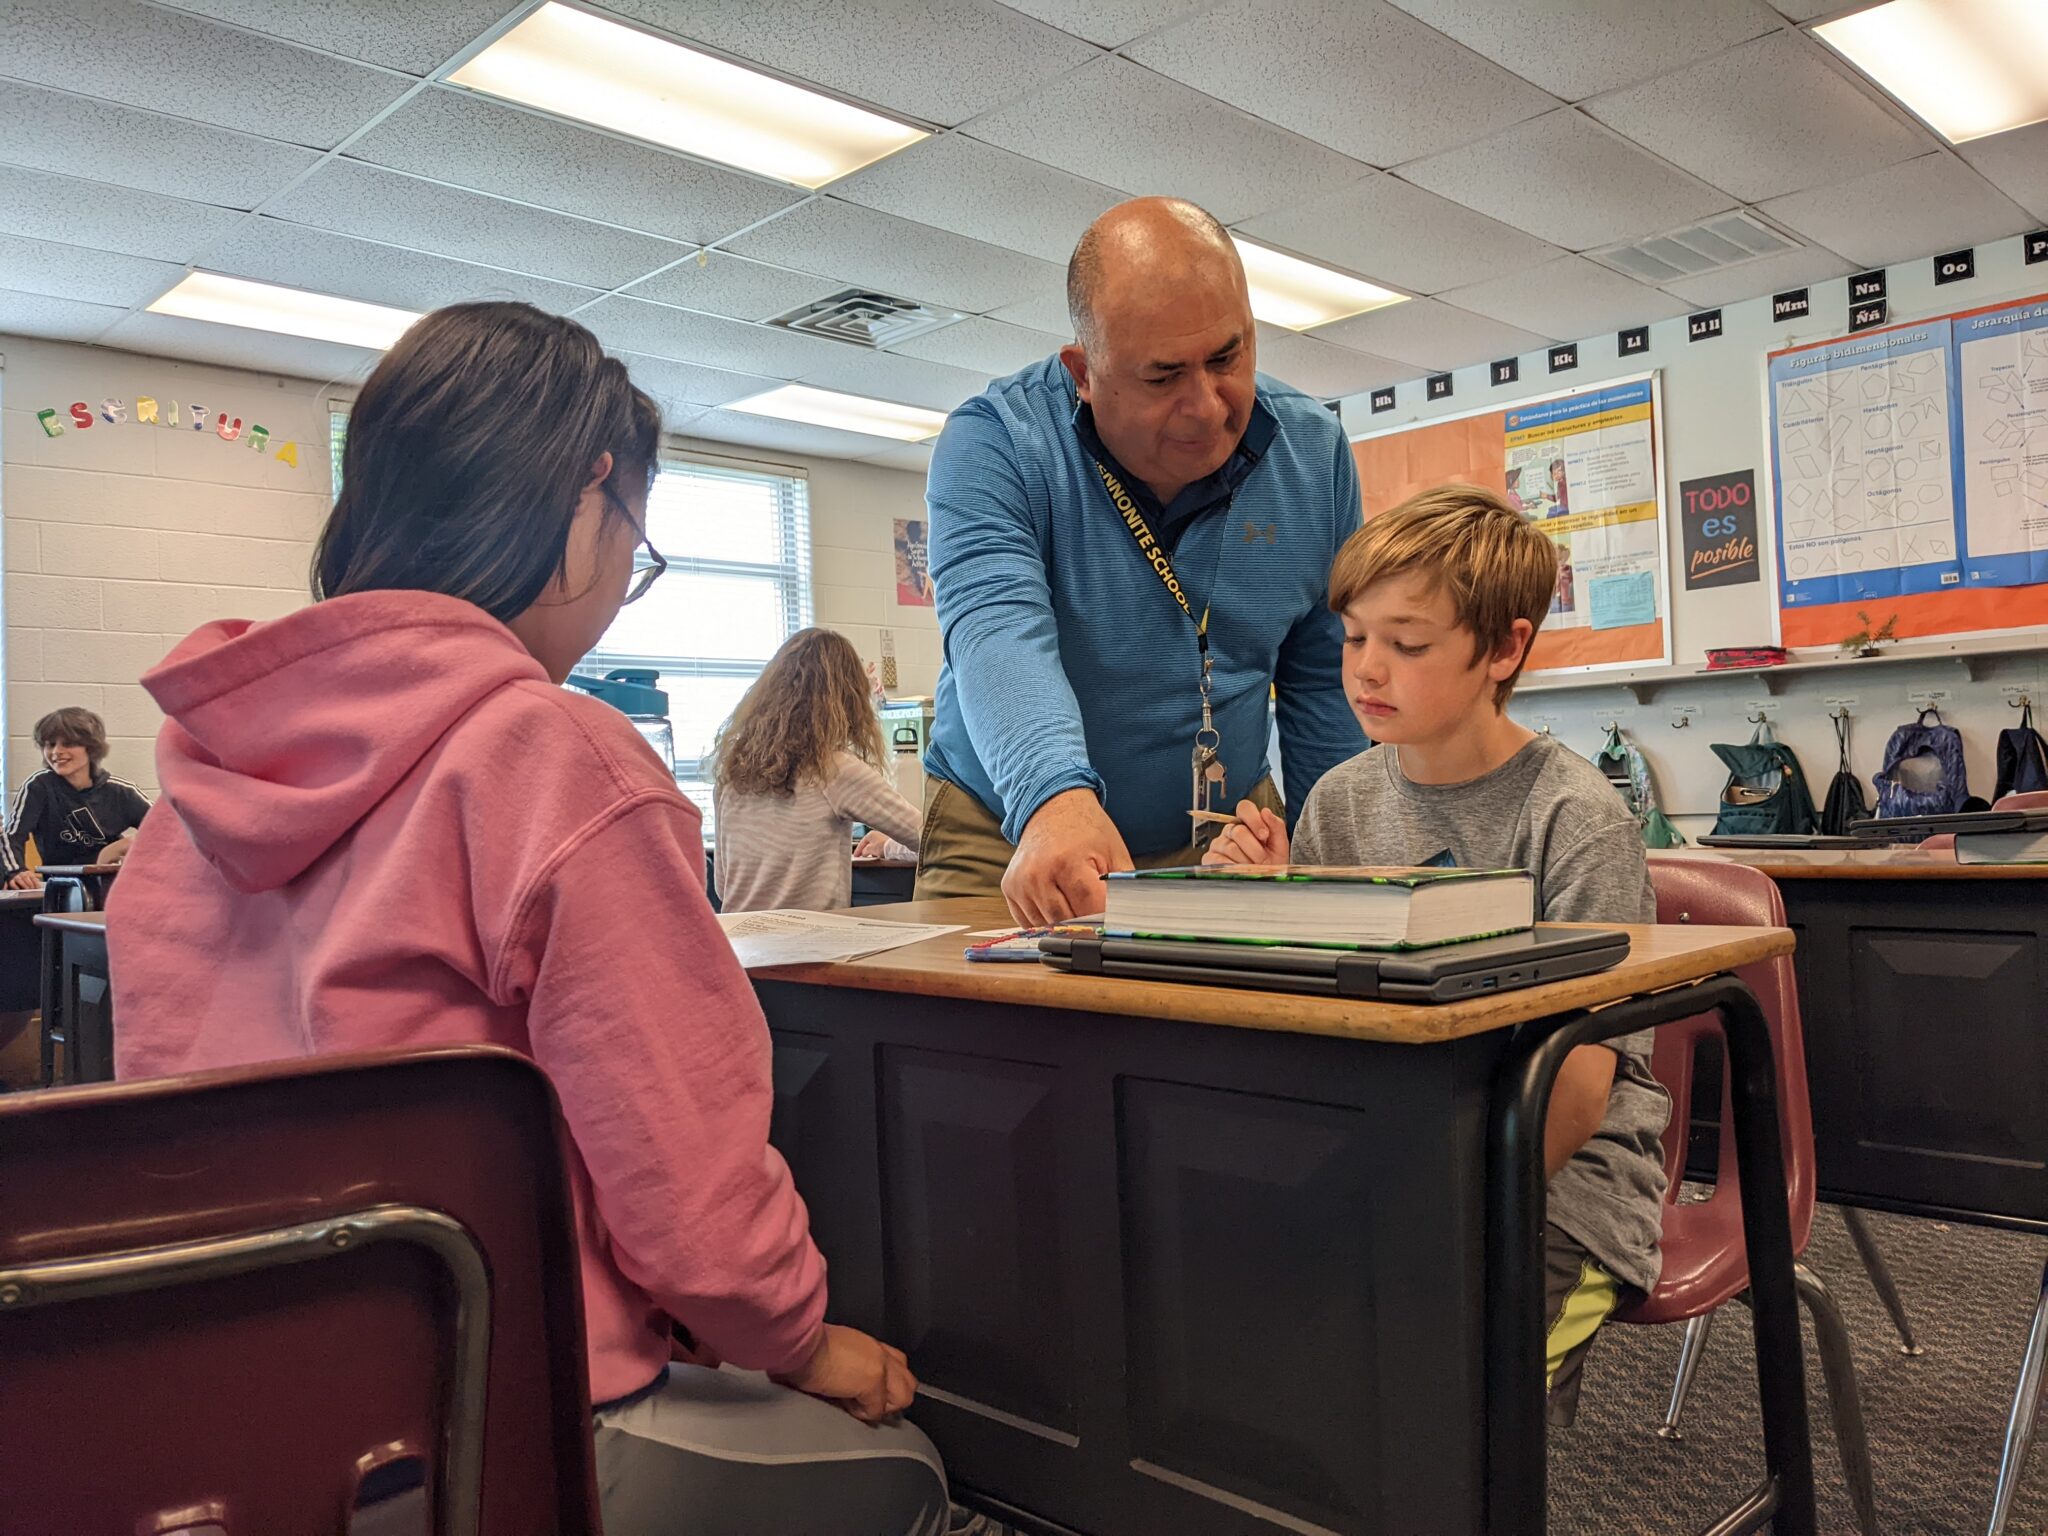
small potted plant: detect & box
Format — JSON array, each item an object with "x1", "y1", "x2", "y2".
[{"x1": 1839, "y1": 610, "x2": 1899, "y2": 658}]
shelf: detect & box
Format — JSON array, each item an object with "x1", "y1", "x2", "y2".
[{"x1": 1514, "y1": 636, "x2": 2047, "y2": 704}]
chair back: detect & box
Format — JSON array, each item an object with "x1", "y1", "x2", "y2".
[
  {"x1": 0, "y1": 1047, "x2": 599, "y2": 1536},
  {"x1": 1645, "y1": 858, "x2": 1816, "y2": 1252}
]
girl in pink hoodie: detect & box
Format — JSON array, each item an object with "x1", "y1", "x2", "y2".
[{"x1": 110, "y1": 303, "x2": 948, "y2": 1535}]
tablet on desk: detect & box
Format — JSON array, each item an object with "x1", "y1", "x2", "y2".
[
  {"x1": 1036, "y1": 925, "x2": 1630, "y2": 1002},
  {"x1": 1848, "y1": 810, "x2": 2048, "y2": 842},
  {"x1": 1698, "y1": 833, "x2": 1895, "y2": 849}
]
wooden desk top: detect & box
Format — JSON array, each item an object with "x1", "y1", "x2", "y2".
[
  {"x1": 34, "y1": 864, "x2": 120, "y2": 877},
  {"x1": 851, "y1": 857, "x2": 918, "y2": 870},
  {"x1": 1661, "y1": 848, "x2": 2048, "y2": 881},
  {"x1": 34, "y1": 911, "x2": 108, "y2": 935},
  {"x1": 0, "y1": 890, "x2": 47, "y2": 910},
  {"x1": 743, "y1": 898, "x2": 1793, "y2": 1046}
]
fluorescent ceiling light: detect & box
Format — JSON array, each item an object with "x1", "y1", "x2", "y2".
[
  {"x1": 1817, "y1": 0, "x2": 2048, "y2": 144},
  {"x1": 1232, "y1": 237, "x2": 1409, "y2": 331},
  {"x1": 726, "y1": 384, "x2": 949, "y2": 442},
  {"x1": 147, "y1": 272, "x2": 421, "y2": 350},
  {"x1": 448, "y1": 2, "x2": 928, "y2": 188}
]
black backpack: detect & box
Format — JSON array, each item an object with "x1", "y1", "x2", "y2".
[
  {"x1": 1712, "y1": 721, "x2": 1818, "y2": 837},
  {"x1": 1820, "y1": 711, "x2": 1871, "y2": 835},
  {"x1": 1996, "y1": 702, "x2": 2048, "y2": 801}
]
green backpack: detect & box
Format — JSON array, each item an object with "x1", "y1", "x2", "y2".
[
  {"x1": 1593, "y1": 724, "x2": 1686, "y2": 849},
  {"x1": 1711, "y1": 721, "x2": 1818, "y2": 837}
]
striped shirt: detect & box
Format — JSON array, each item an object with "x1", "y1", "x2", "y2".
[
  {"x1": 712, "y1": 752, "x2": 920, "y2": 913},
  {"x1": 5, "y1": 767, "x2": 153, "y2": 873}
]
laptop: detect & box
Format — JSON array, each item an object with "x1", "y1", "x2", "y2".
[
  {"x1": 1698, "y1": 833, "x2": 1895, "y2": 849},
  {"x1": 1036, "y1": 924, "x2": 1630, "y2": 1002},
  {"x1": 1847, "y1": 809, "x2": 2048, "y2": 842}
]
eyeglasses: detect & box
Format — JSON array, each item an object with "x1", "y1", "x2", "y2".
[{"x1": 607, "y1": 487, "x2": 668, "y2": 606}]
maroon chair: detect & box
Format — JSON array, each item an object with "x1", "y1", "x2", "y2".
[
  {"x1": 1619, "y1": 859, "x2": 1885, "y2": 1534},
  {"x1": 0, "y1": 1046, "x2": 600, "y2": 1536}
]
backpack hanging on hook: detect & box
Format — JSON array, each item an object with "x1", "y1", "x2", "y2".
[
  {"x1": 1996, "y1": 700, "x2": 2048, "y2": 800},
  {"x1": 1873, "y1": 706, "x2": 1970, "y2": 818},
  {"x1": 1820, "y1": 711, "x2": 1870, "y2": 835},
  {"x1": 1711, "y1": 718, "x2": 1818, "y2": 836},
  {"x1": 1593, "y1": 722, "x2": 1686, "y2": 848}
]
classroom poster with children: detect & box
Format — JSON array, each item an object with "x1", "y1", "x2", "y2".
[
  {"x1": 893, "y1": 519, "x2": 934, "y2": 606},
  {"x1": 1351, "y1": 373, "x2": 1671, "y2": 673}
]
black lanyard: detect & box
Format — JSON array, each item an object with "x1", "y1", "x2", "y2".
[{"x1": 1091, "y1": 457, "x2": 1210, "y2": 655}]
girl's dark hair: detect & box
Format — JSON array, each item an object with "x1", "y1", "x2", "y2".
[
  {"x1": 314, "y1": 302, "x2": 661, "y2": 622},
  {"x1": 35, "y1": 708, "x2": 111, "y2": 770}
]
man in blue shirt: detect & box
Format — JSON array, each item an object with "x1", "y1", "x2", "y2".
[{"x1": 918, "y1": 197, "x2": 1367, "y2": 923}]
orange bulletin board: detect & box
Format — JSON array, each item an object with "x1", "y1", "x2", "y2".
[{"x1": 1352, "y1": 373, "x2": 1671, "y2": 673}]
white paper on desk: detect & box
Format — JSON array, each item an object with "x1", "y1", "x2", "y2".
[{"x1": 716, "y1": 909, "x2": 964, "y2": 968}]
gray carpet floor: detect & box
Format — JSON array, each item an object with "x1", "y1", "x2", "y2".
[{"x1": 1550, "y1": 1204, "x2": 2047, "y2": 1536}]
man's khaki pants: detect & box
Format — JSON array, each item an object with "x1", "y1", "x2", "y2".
[{"x1": 912, "y1": 776, "x2": 1285, "y2": 901}]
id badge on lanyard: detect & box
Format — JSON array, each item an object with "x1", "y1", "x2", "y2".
[{"x1": 1092, "y1": 460, "x2": 1228, "y2": 844}]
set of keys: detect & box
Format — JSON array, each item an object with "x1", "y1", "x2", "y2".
[{"x1": 1188, "y1": 653, "x2": 1228, "y2": 846}]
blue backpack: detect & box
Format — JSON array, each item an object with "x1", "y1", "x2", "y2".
[{"x1": 1873, "y1": 708, "x2": 1970, "y2": 818}]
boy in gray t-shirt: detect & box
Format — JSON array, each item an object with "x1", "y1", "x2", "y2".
[{"x1": 1205, "y1": 484, "x2": 1668, "y2": 1424}]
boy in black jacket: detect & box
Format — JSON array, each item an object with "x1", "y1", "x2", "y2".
[{"x1": 5, "y1": 708, "x2": 153, "y2": 889}]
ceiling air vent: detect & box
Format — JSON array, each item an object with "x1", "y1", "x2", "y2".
[
  {"x1": 769, "y1": 288, "x2": 962, "y2": 348},
  {"x1": 1588, "y1": 211, "x2": 1801, "y2": 286}
]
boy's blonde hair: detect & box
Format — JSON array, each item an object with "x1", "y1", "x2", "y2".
[{"x1": 1327, "y1": 483, "x2": 1560, "y2": 706}]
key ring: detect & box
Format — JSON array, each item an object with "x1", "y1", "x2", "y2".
[{"x1": 1195, "y1": 725, "x2": 1220, "y2": 753}]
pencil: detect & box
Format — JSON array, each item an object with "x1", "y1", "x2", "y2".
[{"x1": 1188, "y1": 809, "x2": 1241, "y2": 826}]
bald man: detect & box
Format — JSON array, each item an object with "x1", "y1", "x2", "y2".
[{"x1": 916, "y1": 197, "x2": 1367, "y2": 924}]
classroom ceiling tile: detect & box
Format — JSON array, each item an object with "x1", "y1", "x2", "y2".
[
  {"x1": 207, "y1": 218, "x2": 604, "y2": 315},
  {"x1": 624, "y1": 252, "x2": 842, "y2": 324},
  {"x1": 153, "y1": 0, "x2": 513, "y2": 75},
  {"x1": 599, "y1": 0, "x2": 1098, "y2": 128},
  {"x1": 859, "y1": 442, "x2": 937, "y2": 473},
  {"x1": 1763, "y1": 0, "x2": 1842, "y2": 17},
  {"x1": 347, "y1": 88, "x2": 804, "y2": 246},
  {"x1": 1437, "y1": 255, "x2": 1688, "y2": 343},
  {"x1": 0, "y1": 165, "x2": 244, "y2": 265},
  {"x1": 998, "y1": 0, "x2": 1220, "y2": 48},
  {"x1": 1959, "y1": 121, "x2": 2048, "y2": 225},
  {"x1": 685, "y1": 404, "x2": 914, "y2": 461},
  {"x1": 616, "y1": 351, "x2": 783, "y2": 412},
  {"x1": 796, "y1": 346, "x2": 991, "y2": 414},
  {"x1": 1659, "y1": 243, "x2": 1853, "y2": 309},
  {"x1": 4, "y1": 0, "x2": 411, "y2": 150},
  {"x1": 0, "y1": 233, "x2": 185, "y2": 309},
  {"x1": 264, "y1": 161, "x2": 691, "y2": 289},
  {"x1": 833, "y1": 135, "x2": 1122, "y2": 266},
  {"x1": 1234, "y1": 173, "x2": 1566, "y2": 295},
  {"x1": 1311, "y1": 296, "x2": 1549, "y2": 372},
  {"x1": 575, "y1": 294, "x2": 833, "y2": 379},
  {"x1": 0, "y1": 287, "x2": 127, "y2": 343},
  {"x1": 100, "y1": 309, "x2": 381, "y2": 383},
  {"x1": 891, "y1": 316, "x2": 1065, "y2": 376},
  {"x1": 725, "y1": 199, "x2": 1061, "y2": 315},
  {"x1": 1758, "y1": 152, "x2": 2037, "y2": 269},
  {"x1": 965, "y1": 56, "x2": 1371, "y2": 225},
  {"x1": 1125, "y1": 0, "x2": 1557, "y2": 168},
  {"x1": 1400, "y1": 109, "x2": 1732, "y2": 251},
  {"x1": 985, "y1": 287, "x2": 1075, "y2": 336},
  {"x1": 1381, "y1": 0, "x2": 1780, "y2": 102},
  {"x1": 1584, "y1": 31, "x2": 1935, "y2": 203},
  {"x1": 1254, "y1": 326, "x2": 1411, "y2": 399},
  {"x1": 0, "y1": 81, "x2": 323, "y2": 213}
]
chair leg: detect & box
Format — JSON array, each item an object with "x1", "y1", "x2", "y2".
[
  {"x1": 1657, "y1": 1309, "x2": 1716, "y2": 1441},
  {"x1": 1796, "y1": 1263, "x2": 1882, "y2": 1536},
  {"x1": 1986, "y1": 1257, "x2": 2048, "y2": 1536},
  {"x1": 1841, "y1": 1206, "x2": 1923, "y2": 1356}
]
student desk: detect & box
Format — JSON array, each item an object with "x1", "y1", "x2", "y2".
[
  {"x1": 0, "y1": 889, "x2": 49, "y2": 1015},
  {"x1": 34, "y1": 910, "x2": 111, "y2": 1087},
  {"x1": 1681, "y1": 850, "x2": 2048, "y2": 1235},
  {"x1": 745, "y1": 898, "x2": 1813, "y2": 1536},
  {"x1": 850, "y1": 855, "x2": 917, "y2": 907}
]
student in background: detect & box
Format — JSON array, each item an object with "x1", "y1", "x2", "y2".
[
  {"x1": 4, "y1": 707, "x2": 152, "y2": 888},
  {"x1": 107, "y1": 302, "x2": 947, "y2": 1536},
  {"x1": 1203, "y1": 485, "x2": 1667, "y2": 1426},
  {"x1": 713, "y1": 628, "x2": 921, "y2": 912}
]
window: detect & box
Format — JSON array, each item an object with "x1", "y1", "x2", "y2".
[{"x1": 576, "y1": 456, "x2": 813, "y2": 829}]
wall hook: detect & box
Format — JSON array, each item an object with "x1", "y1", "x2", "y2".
[
  {"x1": 1829, "y1": 706, "x2": 1852, "y2": 722},
  {"x1": 1746, "y1": 710, "x2": 1769, "y2": 724},
  {"x1": 2011, "y1": 694, "x2": 2032, "y2": 710},
  {"x1": 1670, "y1": 714, "x2": 1691, "y2": 729},
  {"x1": 1602, "y1": 720, "x2": 1619, "y2": 734}
]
